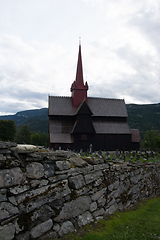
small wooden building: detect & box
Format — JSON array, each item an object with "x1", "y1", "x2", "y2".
[
  {"x1": 131, "y1": 129, "x2": 141, "y2": 151},
  {"x1": 48, "y1": 43, "x2": 140, "y2": 151}
]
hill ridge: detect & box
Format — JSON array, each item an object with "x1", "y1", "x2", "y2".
[{"x1": 0, "y1": 103, "x2": 160, "y2": 138}]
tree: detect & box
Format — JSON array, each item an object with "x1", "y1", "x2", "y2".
[
  {"x1": 0, "y1": 120, "x2": 16, "y2": 141},
  {"x1": 142, "y1": 130, "x2": 160, "y2": 151},
  {"x1": 15, "y1": 124, "x2": 31, "y2": 144},
  {"x1": 31, "y1": 131, "x2": 48, "y2": 147},
  {"x1": 40, "y1": 132, "x2": 49, "y2": 147},
  {"x1": 31, "y1": 131, "x2": 41, "y2": 146}
]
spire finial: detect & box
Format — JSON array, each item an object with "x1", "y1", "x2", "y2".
[{"x1": 79, "y1": 36, "x2": 81, "y2": 46}]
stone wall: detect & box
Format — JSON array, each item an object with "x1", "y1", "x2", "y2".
[{"x1": 0, "y1": 141, "x2": 160, "y2": 240}]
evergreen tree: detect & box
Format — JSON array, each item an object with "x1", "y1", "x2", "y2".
[
  {"x1": 31, "y1": 131, "x2": 41, "y2": 146},
  {"x1": 31, "y1": 131, "x2": 48, "y2": 147},
  {"x1": 142, "y1": 130, "x2": 160, "y2": 151},
  {"x1": 15, "y1": 124, "x2": 31, "y2": 144},
  {"x1": 0, "y1": 120, "x2": 16, "y2": 141}
]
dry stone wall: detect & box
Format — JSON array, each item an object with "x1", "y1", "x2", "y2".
[{"x1": 0, "y1": 141, "x2": 160, "y2": 240}]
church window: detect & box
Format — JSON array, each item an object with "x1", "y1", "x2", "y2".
[{"x1": 81, "y1": 134, "x2": 87, "y2": 140}]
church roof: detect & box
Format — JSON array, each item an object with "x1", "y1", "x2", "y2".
[
  {"x1": 48, "y1": 96, "x2": 128, "y2": 117},
  {"x1": 93, "y1": 121, "x2": 131, "y2": 134},
  {"x1": 88, "y1": 97, "x2": 128, "y2": 117},
  {"x1": 48, "y1": 96, "x2": 76, "y2": 115}
]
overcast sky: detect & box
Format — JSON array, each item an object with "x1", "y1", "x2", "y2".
[{"x1": 0, "y1": 0, "x2": 160, "y2": 115}]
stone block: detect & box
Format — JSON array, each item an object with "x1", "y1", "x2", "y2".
[
  {"x1": 18, "y1": 180, "x2": 71, "y2": 213},
  {"x1": 75, "y1": 186, "x2": 89, "y2": 196},
  {"x1": 84, "y1": 170, "x2": 103, "y2": 184},
  {"x1": 94, "y1": 163, "x2": 109, "y2": 171},
  {"x1": 37, "y1": 230, "x2": 58, "y2": 240},
  {"x1": 106, "y1": 202, "x2": 118, "y2": 215},
  {"x1": 26, "y1": 153, "x2": 44, "y2": 161},
  {"x1": 68, "y1": 174, "x2": 85, "y2": 189},
  {"x1": 93, "y1": 178, "x2": 103, "y2": 187},
  {"x1": 0, "y1": 189, "x2": 7, "y2": 202},
  {"x1": 67, "y1": 167, "x2": 82, "y2": 177},
  {"x1": 91, "y1": 188, "x2": 106, "y2": 201},
  {"x1": 55, "y1": 160, "x2": 71, "y2": 171},
  {"x1": 92, "y1": 208, "x2": 106, "y2": 219},
  {"x1": 68, "y1": 157, "x2": 88, "y2": 167},
  {"x1": 43, "y1": 163, "x2": 55, "y2": 178},
  {"x1": 58, "y1": 221, "x2": 74, "y2": 237},
  {"x1": 15, "y1": 232, "x2": 29, "y2": 240},
  {"x1": 0, "y1": 149, "x2": 11, "y2": 154},
  {"x1": 53, "y1": 223, "x2": 60, "y2": 232},
  {"x1": 79, "y1": 165, "x2": 94, "y2": 175},
  {"x1": 0, "y1": 202, "x2": 19, "y2": 221},
  {"x1": 8, "y1": 197, "x2": 18, "y2": 206},
  {"x1": 12, "y1": 145, "x2": 37, "y2": 153},
  {"x1": 30, "y1": 179, "x2": 49, "y2": 188},
  {"x1": 53, "y1": 150, "x2": 77, "y2": 159},
  {"x1": 90, "y1": 202, "x2": 97, "y2": 212},
  {"x1": 33, "y1": 204, "x2": 56, "y2": 221},
  {"x1": 30, "y1": 219, "x2": 53, "y2": 239},
  {"x1": 49, "y1": 198, "x2": 65, "y2": 210},
  {"x1": 112, "y1": 189, "x2": 121, "y2": 199},
  {"x1": 78, "y1": 211, "x2": 93, "y2": 227},
  {"x1": 97, "y1": 195, "x2": 106, "y2": 207},
  {"x1": 0, "y1": 168, "x2": 25, "y2": 188},
  {"x1": 15, "y1": 184, "x2": 50, "y2": 204},
  {"x1": 5, "y1": 142, "x2": 17, "y2": 148},
  {"x1": 91, "y1": 158, "x2": 104, "y2": 164},
  {"x1": 130, "y1": 175, "x2": 142, "y2": 184},
  {"x1": 108, "y1": 183, "x2": 113, "y2": 191},
  {"x1": 54, "y1": 196, "x2": 90, "y2": 221},
  {"x1": 9, "y1": 185, "x2": 30, "y2": 195},
  {"x1": 113, "y1": 180, "x2": 120, "y2": 189},
  {"x1": 26, "y1": 162, "x2": 44, "y2": 179},
  {"x1": 0, "y1": 223, "x2": 15, "y2": 240}
]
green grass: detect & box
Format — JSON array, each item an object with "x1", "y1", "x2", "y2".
[
  {"x1": 59, "y1": 197, "x2": 160, "y2": 240},
  {"x1": 81, "y1": 152, "x2": 160, "y2": 164},
  {"x1": 109, "y1": 152, "x2": 160, "y2": 163}
]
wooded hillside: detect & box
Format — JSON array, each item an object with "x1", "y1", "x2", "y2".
[{"x1": 0, "y1": 103, "x2": 160, "y2": 139}]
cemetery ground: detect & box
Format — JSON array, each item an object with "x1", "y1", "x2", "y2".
[
  {"x1": 57, "y1": 197, "x2": 160, "y2": 240},
  {"x1": 80, "y1": 150, "x2": 160, "y2": 164}
]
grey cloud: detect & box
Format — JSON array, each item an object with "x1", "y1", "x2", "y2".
[
  {"x1": 0, "y1": 101, "x2": 28, "y2": 115},
  {"x1": 0, "y1": 87, "x2": 47, "y2": 101},
  {"x1": 0, "y1": 88, "x2": 48, "y2": 115},
  {"x1": 129, "y1": 9, "x2": 160, "y2": 48}
]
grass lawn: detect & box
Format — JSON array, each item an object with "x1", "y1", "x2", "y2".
[{"x1": 59, "y1": 197, "x2": 160, "y2": 240}]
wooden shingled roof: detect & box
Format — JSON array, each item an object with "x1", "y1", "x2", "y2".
[
  {"x1": 93, "y1": 121, "x2": 131, "y2": 134},
  {"x1": 48, "y1": 96, "x2": 128, "y2": 117}
]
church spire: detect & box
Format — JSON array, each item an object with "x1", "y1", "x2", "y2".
[
  {"x1": 71, "y1": 41, "x2": 88, "y2": 107},
  {"x1": 75, "y1": 40, "x2": 84, "y2": 86}
]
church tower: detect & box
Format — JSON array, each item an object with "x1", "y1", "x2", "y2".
[{"x1": 71, "y1": 41, "x2": 88, "y2": 107}]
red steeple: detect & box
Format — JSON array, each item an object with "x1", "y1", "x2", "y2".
[{"x1": 71, "y1": 41, "x2": 88, "y2": 107}]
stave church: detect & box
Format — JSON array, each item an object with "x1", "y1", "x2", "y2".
[{"x1": 48, "y1": 42, "x2": 140, "y2": 151}]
